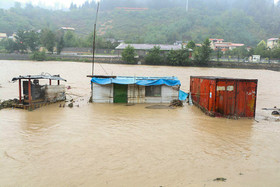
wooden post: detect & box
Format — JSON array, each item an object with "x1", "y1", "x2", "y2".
[
  {"x1": 58, "y1": 80, "x2": 60, "y2": 85},
  {"x1": 28, "y1": 79, "x2": 32, "y2": 105},
  {"x1": 49, "y1": 79, "x2": 52, "y2": 85},
  {"x1": 19, "y1": 79, "x2": 22, "y2": 103}
]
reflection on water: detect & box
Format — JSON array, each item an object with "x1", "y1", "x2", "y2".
[{"x1": 0, "y1": 60, "x2": 280, "y2": 186}]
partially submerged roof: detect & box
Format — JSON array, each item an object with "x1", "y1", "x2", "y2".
[
  {"x1": 116, "y1": 43, "x2": 192, "y2": 51},
  {"x1": 12, "y1": 74, "x2": 67, "y2": 82},
  {"x1": 190, "y1": 76, "x2": 257, "y2": 81},
  {"x1": 91, "y1": 76, "x2": 181, "y2": 86}
]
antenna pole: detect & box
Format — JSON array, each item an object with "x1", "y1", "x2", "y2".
[
  {"x1": 92, "y1": 2, "x2": 100, "y2": 76},
  {"x1": 186, "y1": 0, "x2": 189, "y2": 12}
]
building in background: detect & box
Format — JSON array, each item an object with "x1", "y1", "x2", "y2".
[
  {"x1": 116, "y1": 43, "x2": 192, "y2": 57},
  {"x1": 0, "y1": 33, "x2": 7, "y2": 40},
  {"x1": 267, "y1": 38, "x2": 279, "y2": 49},
  {"x1": 210, "y1": 38, "x2": 244, "y2": 52}
]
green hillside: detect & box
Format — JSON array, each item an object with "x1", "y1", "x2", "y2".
[{"x1": 0, "y1": 0, "x2": 279, "y2": 46}]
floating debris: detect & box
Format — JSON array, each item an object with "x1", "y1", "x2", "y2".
[
  {"x1": 169, "y1": 99, "x2": 183, "y2": 107},
  {"x1": 146, "y1": 105, "x2": 173, "y2": 109},
  {"x1": 213, "y1": 177, "x2": 227, "y2": 182},
  {"x1": 272, "y1": 111, "x2": 280, "y2": 115},
  {"x1": 0, "y1": 99, "x2": 19, "y2": 110}
]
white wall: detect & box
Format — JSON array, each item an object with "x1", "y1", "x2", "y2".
[
  {"x1": 145, "y1": 85, "x2": 179, "y2": 104},
  {"x1": 92, "y1": 83, "x2": 113, "y2": 103},
  {"x1": 92, "y1": 84, "x2": 179, "y2": 104},
  {"x1": 45, "y1": 85, "x2": 66, "y2": 102}
]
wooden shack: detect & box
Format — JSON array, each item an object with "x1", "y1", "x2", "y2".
[
  {"x1": 89, "y1": 76, "x2": 181, "y2": 104},
  {"x1": 190, "y1": 76, "x2": 258, "y2": 118},
  {"x1": 12, "y1": 74, "x2": 67, "y2": 110}
]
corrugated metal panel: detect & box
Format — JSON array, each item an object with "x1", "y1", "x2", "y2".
[
  {"x1": 92, "y1": 83, "x2": 113, "y2": 103},
  {"x1": 128, "y1": 85, "x2": 145, "y2": 104},
  {"x1": 190, "y1": 76, "x2": 257, "y2": 118}
]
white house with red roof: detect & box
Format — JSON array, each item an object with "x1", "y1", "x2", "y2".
[
  {"x1": 210, "y1": 38, "x2": 245, "y2": 52},
  {"x1": 267, "y1": 38, "x2": 279, "y2": 49}
]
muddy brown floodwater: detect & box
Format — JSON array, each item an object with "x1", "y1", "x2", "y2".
[{"x1": 0, "y1": 60, "x2": 280, "y2": 187}]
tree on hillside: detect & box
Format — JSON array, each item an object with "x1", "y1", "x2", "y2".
[
  {"x1": 187, "y1": 41, "x2": 196, "y2": 50},
  {"x1": 15, "y1": 30, "x2": 28, "y2": 53},
  {"x1": 167, "y1": 47, "x2": 190, "y2": 66},
  {"x1": 25, "y1": 30, "x2": 40, "y2": 52},
  {"x1": 194, "y1": 38, "x2": 212, "y2": 65},
  {"x1": 145, "y1": 46, "x2": 164, "y2": 65},
  {"x1": 41, "y1": 29, "x2": 55, "y2": 53},
  {"x1": 121, "y1": 45, "x2": 137, "y2": 64},
  {"x1": 0, "y1": 38, "x2": 18, "y2": 53},
  {"x1": 254, "y1": 40, "x2": 267, "y2": 57},
  {"x1": 56, "y1": 36, "x2": 64, "y2": 55},
  {"x1": 63, "y1": 31, "x2": 77, "y2": 47}
]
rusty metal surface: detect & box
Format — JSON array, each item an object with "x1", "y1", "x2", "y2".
[{"x1": 190, "y1": 76, "x2": 258, "y2": 118}]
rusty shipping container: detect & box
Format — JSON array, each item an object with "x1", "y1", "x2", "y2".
[{"x1": 190, "y1": 76, "x2": 258, "y2": 118}]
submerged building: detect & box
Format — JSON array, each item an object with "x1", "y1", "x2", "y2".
[
  {"x1": 90, "y1": 76, "x2": 181, "y2": 103},
  {"x1": 12, "y1": 74, "x2": 67, "y2": 110}
]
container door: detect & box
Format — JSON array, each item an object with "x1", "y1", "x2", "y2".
[
  {"x1": 114, "y1": 84, "x2": 128, "y2": 103},
  {"x1": 208, "y1": 81, "x2": 216, "y2": 112},
  {"x1": 235, "y1": 81, "x2": 246, "y2": 117},
  {"x1": 216, "y1": 81, "x2": 226, "y2": 114},
  {"x1": 245, "y1": 82, "x2": 257, "y2": 117},
  {"x1": 225, "y1": 81, "x2": 235, "y2": 116}
]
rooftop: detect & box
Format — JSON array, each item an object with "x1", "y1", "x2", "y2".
[
  {"x1": 116, "y1": 43, "x2": 192, "y2": 51},
  {"x1": 91, "y1": 76, "x2": 181, "y2": 86},
  {"x1": 12, "y1": 74, "x2": 67, "y2": 82},
  {"x1": 268, "y1": 38, "x2": 279, "y2": 41},
  {"x1": 190, "y1": 76, "x2": 258, "y2": 81}
]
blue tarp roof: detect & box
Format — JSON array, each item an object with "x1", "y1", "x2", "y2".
[{"x1": 91, "y1": 76, "x2": 181, "y2": 86}]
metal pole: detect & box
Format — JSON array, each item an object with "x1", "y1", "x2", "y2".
[
  {"x1": 91, "y1": 2, "x2": 100, "y2": 76},
  {"x1": 28, "y1": 79, "x2": 32, "y2": 105},
  {"x1": 19, "y1": 79, "x2": 22, "y2": 103}
]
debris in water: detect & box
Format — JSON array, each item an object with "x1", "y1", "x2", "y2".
[
  {"x1": 272, "y1": 111, "x2": 280, "y2": 115},
  {"x1": 213, "y1": 177, "x2": 227, "y2": 182},
  {"x1": 146, "y1": 105, "x2": 173, "y2": 109},
  {"x1": 0, "y1": 99, "x2": 19, "y2": 110},
  {"x1": 68, "y1": 103, "x2": 73, "y2": 108},
  {"x1": 169, "y1": 99, "x2": 183, "y2": 107}
]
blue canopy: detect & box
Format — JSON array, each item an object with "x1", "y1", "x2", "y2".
[{"x1": 91, "y1": 76, "x2": 181, "y2": 86}]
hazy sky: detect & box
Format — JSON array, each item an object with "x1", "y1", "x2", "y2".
[
  {"x1": 0, "y1": 0, "x2": 279, "y2": 9},
  {"x1": 16, "y1": 0, "x2": 99, "y2": 8}
]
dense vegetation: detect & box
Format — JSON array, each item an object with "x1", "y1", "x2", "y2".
[{"x1": 0, "y1": 0, "x2": 279, "y2": 46}]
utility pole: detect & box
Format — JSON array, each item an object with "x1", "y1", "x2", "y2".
[
  {"x1": 186, "y1": 0, "x2": 189, "y2": 12},
  {"x1": 92, "y1": 2, "x2": 100, "y2": 76}
]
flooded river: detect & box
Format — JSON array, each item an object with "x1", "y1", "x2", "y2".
[{"x1": 0, "y1": 60, "x2": 280, "y2": 187}]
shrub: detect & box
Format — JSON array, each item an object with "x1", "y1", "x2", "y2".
[
  {"x1": 121, "y1": 45, "x2": 137, "y2": 64},
  {"x1": 145, "y1": 46, "x2": 164, "y2": 65},
  {"x1": 30, "y1": 51, "x2": 47, "y2": 61}
]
